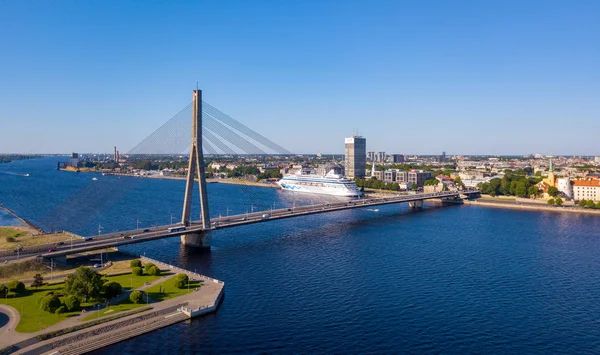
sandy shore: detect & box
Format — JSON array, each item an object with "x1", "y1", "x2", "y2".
[{"x1": 464, "y1": 199, "x2": 600, "y2": 215}]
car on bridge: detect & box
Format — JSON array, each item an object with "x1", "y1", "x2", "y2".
[
  {"x1": 143, "y1": 229, "x2": 150, "y2": 232},
  {"x1": 55, "y1": 241, "x2": 64, "y2": 246},
  {"x1": 262, "y1": 213, "x2": 271, "y2": 219}
]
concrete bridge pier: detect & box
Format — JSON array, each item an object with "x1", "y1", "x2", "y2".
[
  {"x1": 180, "y1": 232, "x2": 211, "y2": 249},
  {"x1": 409, "y1": 200, "x2": 423, "y2": 209}
]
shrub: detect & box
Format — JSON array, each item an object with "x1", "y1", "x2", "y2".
[
  {"x1": 7, "y1": 280, "x2": 25, "y2": 294},
  {"x1": 132, "y1": 267, "x2": 143, "y2": 276},
  {"x1": 130, "y1": 290, "x2": 145, "y2": 304},
  {"x1": 547, "y1": 198, "x2": 555, "y2": 205},
  {"x1": 63, "y1": 295, "x2": 81, "y2": 312},
  {"x1": 579, "y1": 200, "x2": 587, "y2": 207},
  {"x1": 147, "y1": 265, "x2": 161, "y2": 276},
  {"x1": 5, "y1": 236, "x2": 16, "y2": 243},
  {"x1": 39, "y1": 294, "x2": 62, "y2": 313},
  {"x1": 173, "y1": 274, "x2": 189, "y2": 289},
  {"x1": 103, "y1": 281, "x2": 123, "y2": 299},
  {"x1": 0, "y1": 284, "x2": 7, "y2": 298},
  {"x1": 586, "y1": 200, "x2": 596, "y2": 208},
  {"x1": 32, "y1": 274, "x2": 44, "y2": 289},
  {"x1": 555, "y1": 198, "x2": 563, "y2": 206},
  {"x1": 130, "y1": 259, "x2": 142, "y2": 268},
  {"x1": 143, "y1": 263, "x2": 157, "y2": 274},
  {"x1": 55, "y1": 306, "x2": 67, "y2": 316}
]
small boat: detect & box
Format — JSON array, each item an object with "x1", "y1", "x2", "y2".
[
  {"x1": 367, "y1": 208, "x2": 379, "y2": 212},
  {"x1": 92, "y1": 177, "x2": 98, "y2": 181},
  {"x1": 24, "y1": 174, "x2": 30, "y2": 177}
]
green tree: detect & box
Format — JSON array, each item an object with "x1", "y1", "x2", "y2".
[
  {"x1": 548, "y1": 186, "x2": 559, "y2": 197},
  {"x1": 63, "y1": 295, "x2": 81, "y2": 312},
  {"x1": 32, "y1": 274, "x2": 44, "y2": 289},
  {"x1": 144, "y1": 263, "x2": 157, "y2": 274},
  {"x1": 173, "y1": 274, "x2": 189, "y2": 289},
  {"x1": 147, "y1": 265, "x2": 161, "y2": 276},
  {"x1": 548, "y1": 198, "x2": 555, "y2": 205},
  {"x1": 39, "y1": 294, "x2": 62, "y2": 313},
  {"x1": 132, "y1": 267, "x2": 143, "y2": 276},
  {"x1": 130, "y1": 259, "x2": 142, "y2": 268},
  {"x1": 130, "y1": 290, "x2": 145, "y2": 304},
  {"x1": 7, "y1": 280, "x2": 25, "y2": 294},
  {"x1": 596, "y1": 202, "x2": 600, "y2": 209},
  {"x1": 64, "y1": 267, "x2": 105, "y2": 302},
  {"x1": 410, "y1": 183, "x2": 418, "y2": 191},
  {"x1": 528, "y1": 186, "x2": 539, "y2": 198},
  {"x1": 55, "y1": 306, "x2": 67, "y2": 317},
  {"x1": 555, "y1": 197, "x2": 563, "y2": 206},
  {"x1": 424, "y1": 179, "x2": 439, "y2": 186},
  {"x1": 0, "y1": 284, "x2": 7, "y2": 298},
  {"x1": 578, "y1": 200, "x2": 587, "y2": 207},
  {"x1": 586, "y1": 200, "x2": 596, "y2": 208},
  {"x1": 454, "y1": 176, "x2": 464, "y2": 188},
  {"x1": 515, "y1": 181, "x2": 528, "y2": 197},
  {"x1": 103, "y1": 281, "x2": 123, "y2": 299}
]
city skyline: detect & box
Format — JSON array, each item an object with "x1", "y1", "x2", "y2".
[{"x1": 0, "y1": 1, "x2": 599, "y2": 155}]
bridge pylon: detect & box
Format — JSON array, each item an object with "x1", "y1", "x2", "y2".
[{"x1": 181, "y1": 89, "x2": 211, "y2": 248}]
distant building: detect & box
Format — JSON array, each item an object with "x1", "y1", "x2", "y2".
[
  {"x1": 70, "y1": 153, "x2": 80, "y2": 167},
  {"x1": 344, "y1": 136, "x2": 366, "y2": 179},
  {"x1": 383, "y1": 169, "x2": 397, "y2": 183},
  {"x1": 557, "y1": 178, "x2": 573, "y2": 199},
  {"x1": 367, "y1": 151, "x2": 375, "y2": 162},
  {"x1": 395, "y1": 171, "x2": 408, "y2": 184},
  {"x1": 376, "y1": 152, "x2": 386, "y2": 162},
  {"x1": 573, "y1": 178, "x2": 600, "y2": 201},
  {"x1": 391, "y1": 154, "x2": 405, "y2": 163},
  {"x1": 408, "y1": 170, "x2": 433, "y2": 188},
  {"x1": 438, "y1": 151, "x2": 446, "y2": 163}
]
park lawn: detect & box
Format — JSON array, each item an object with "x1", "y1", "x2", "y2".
[
  {"x1": 81, "y1": 298, "x2": 146, "y2": 321},
  {"x1": 145, "y1": 277, "x2": 202, "y2": 302},
  {"x1": 0, "y1": 227, "x2": 72, "y2": 252},
  {"x1": 1, "y1": 282, "x2": 93, "y2": 333},
  {"x1": 103, "y1": 272, "x2": 165, "y2": 291}
]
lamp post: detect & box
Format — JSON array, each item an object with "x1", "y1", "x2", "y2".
[
  {"x1": 39, "y1": 318, "x2": 43, "y2": 332},
  {"x1": 136, "y1": 218, "x2": 140, "y2": 232},
  {"x1": 97, "y1": 304, "x2": 100, "y2": 320},
  {"x1": 21, "y1": 301, "x2": 23, "y2": 316}
]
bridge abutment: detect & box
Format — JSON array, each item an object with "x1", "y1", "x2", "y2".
[
  {"x1": 409, "y1": 200, "x2": 423, "y2": 209},
  {"x1": 180, "y1": 232, "x2": 211, "y2": 249}
]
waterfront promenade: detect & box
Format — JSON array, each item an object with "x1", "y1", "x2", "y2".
[{"x1": 2, "y1": 256, "x2": 224, "y2": 354}]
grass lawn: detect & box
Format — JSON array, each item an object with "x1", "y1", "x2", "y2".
[
  {"x1": 103, "y1": 272, "x2": 165, "y2": 291},
  {"x1": 81, "y1": 298, "x2": 146, "y2": 321},
  {"x1": 145, "y1": 277, "x2": 202, "y2": 302},
  {"x1": 1, "y1": 282, "x2": 96, "y2": 333},
  {"x1": 0, "y1": 227, "x2": 72, "y2": 252}
]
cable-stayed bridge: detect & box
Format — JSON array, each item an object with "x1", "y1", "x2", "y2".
[{"x1": 2, "y1": 89, "x2": 479, "y2": 260}]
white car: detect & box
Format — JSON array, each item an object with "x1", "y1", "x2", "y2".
[{"x1": 262, "y1": 213, "x2": 271, "y2": 218}]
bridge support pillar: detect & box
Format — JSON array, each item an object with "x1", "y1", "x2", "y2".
[
  {"x1": 409, "y1": 200, "x2": 423, "y2": 209},
  {"x1": 180, "y1": 232, "x2": 211, "y2": 249}
]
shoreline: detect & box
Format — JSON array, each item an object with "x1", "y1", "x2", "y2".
[
  {"x1": 464, "y1": 199, "x2": 600, "y2": 215},
  {"x1": 0, "y1": 204, "x2": 42, "y2": 232}
]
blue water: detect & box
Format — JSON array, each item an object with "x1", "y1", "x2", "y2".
[{"x1": 3, "y1": 157, "x2": 600, "y2": 354}]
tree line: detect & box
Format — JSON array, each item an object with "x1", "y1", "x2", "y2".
[{"x1": 477, "y1": 171, "x2": 542, "y2": 197}]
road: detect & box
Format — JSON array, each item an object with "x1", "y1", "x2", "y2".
[{"x1": 1, "y1": 190, "x2": 479, "y2": 260}]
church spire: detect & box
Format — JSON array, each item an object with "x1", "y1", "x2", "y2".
[{"x1": 549, "y1": 157, "x2": 553, "y2": 173}]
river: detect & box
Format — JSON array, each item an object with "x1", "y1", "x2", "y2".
[{"x1": 2, "y1": 157, "x2": 600, "y2": 354}]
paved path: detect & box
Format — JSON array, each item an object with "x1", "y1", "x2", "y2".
[
  {"x1": 15, "y1": 280, "x2": 223, "y2": 355},
  {"x1": 0, "y1": 304, "x2": 26, "y2": 348}
]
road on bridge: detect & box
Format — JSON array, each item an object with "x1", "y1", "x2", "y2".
[{"x1": 0, "y1": 189, "x2": 479, "y2": 261}]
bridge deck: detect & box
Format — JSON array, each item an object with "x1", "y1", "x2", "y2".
[{"x1": 39, "y1": 190, "x2": 478, "y2": 258}]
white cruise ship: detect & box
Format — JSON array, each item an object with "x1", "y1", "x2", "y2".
[{"x1": 277, "y1": 165, "x2": 362, "y2": 197}]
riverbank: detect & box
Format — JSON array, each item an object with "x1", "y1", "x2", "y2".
[
  {"x1": 93, "y1": 171, "x2": 280, "y2": 188},
  {"x1": 3, "y1": 256, "x2": 224, "y2": 354},
  {"x1": 465, "y1": 198, "x2": 600, "y2": 215},
  {"x1": 0, "y1": 205, "x2": 40, "y2": 232}
]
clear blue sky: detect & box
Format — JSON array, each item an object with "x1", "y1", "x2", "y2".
[{"x1": 0, "y1": 0, "x2": 598, "y2": 155}]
